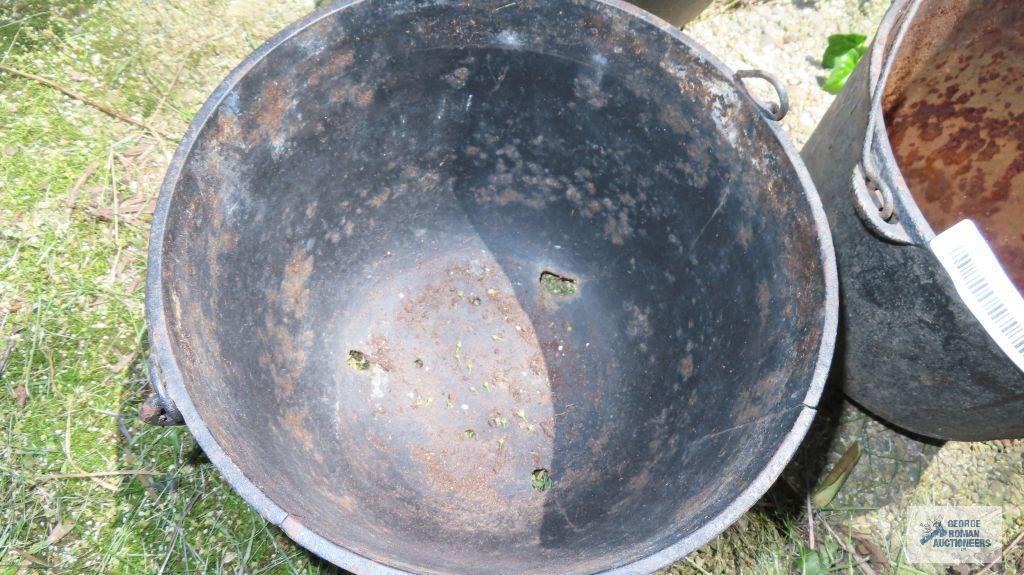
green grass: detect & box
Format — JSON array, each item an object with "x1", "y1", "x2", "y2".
[
  {"x1": 2, "y1": 1, "x2": 1021, "y2": 574},
  {"x1": 0, "y1": 1, "x2": 332, "y2": 573}
]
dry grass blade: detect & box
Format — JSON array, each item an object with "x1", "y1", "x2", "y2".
[
  {"x1": 32, "y1": 520, "x2": 75, "y2": 552},
  {"x1": 157, "y1": 491, "x2": 204, "y2": 575},
  {"x1": 0, "y1": 336, "x2": 16, "y2": 378},
  {"x1": 85, "y1": 195, "x2": 155, "y2": 222},
  {"x1": 109, "y1": 350, "x2": 139, "y2": 373},
  {"x1": 66, "y1": 160, "x2": 101, "y2": 216},
  {"x1": 975, "y1": 528, "x2": 1024, "y2": 575},
  {"x1": 821, "y1": 517, "x2": 877, "y2": 575},
  {"x1": 846, "y1": 528, "x2": 888, "y2": 570},
  {"x1": 35, "y1": 470, "x2": 162, "y2": 483},
  {"x1": 15, "y1": 549, "x2": 51, "y2": 569}
]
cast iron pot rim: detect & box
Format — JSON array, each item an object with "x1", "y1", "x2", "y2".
[
  {"x1": 145, "y1": 0, "x2": 839, "y2": 572},
  {"x1": 858, "y1": 0, "x2": 945, "y2": 246}
]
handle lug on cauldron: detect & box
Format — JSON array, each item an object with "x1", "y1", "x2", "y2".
[
  {"x1": 735, "y1": 69, "x2": 789, "y2": 121},
  {"x1": 140, "y1": 356, "x2": 184, "y2": 426}
]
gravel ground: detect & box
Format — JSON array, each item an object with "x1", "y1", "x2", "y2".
[{"x1": 687, "y1": 0, "x2": 890, "y2": 148}]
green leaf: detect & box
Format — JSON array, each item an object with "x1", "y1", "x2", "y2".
[
  {"x1": 813, "y1": 441, "x2": 862, "y2": 506},
  {"x1": 821, "y1": 540, "x2": 840, "y2": 564},
  {"x1": 822, "y1": 33, "x2": 867, "y2": 68},
  {"x1": 793, "y1": 545, "x2": 829, "y2": 575},
  {"x1": 822, "y1": 47, "x2": 863, "y2": 94},
  {"x1": 793, "y1": 540, "x2": 840, "y2": 575},
  {"x1": 531, "y1": 468, "x2": 552, "y2": 492}
]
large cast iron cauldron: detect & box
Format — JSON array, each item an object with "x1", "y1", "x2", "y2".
[
  {"x1": 144, "y1": 0, "x2": 837, "y2": 572},
  {"x1": 803, "y1": 0, "x2": 1024, "y2": 441}
]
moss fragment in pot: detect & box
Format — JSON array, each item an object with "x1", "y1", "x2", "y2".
[{"x1": 347, "y1": 350, "x2": 371, "y2": 371}]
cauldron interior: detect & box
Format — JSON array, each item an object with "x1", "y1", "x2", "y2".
[
  {"x1": 883, "y1": 0, "x2": 1024, "y2": 286},
  {"x1": 155, "y1": 1, "x2": 830, "y2": 573}
]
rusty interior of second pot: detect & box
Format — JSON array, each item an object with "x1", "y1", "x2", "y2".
[{"x1": 882, "y1": 0, "x2": 1024, "y2": 287}]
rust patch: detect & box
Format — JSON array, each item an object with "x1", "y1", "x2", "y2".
[
  {"x1": 444, "y1": 66, "x2": 471, "y2": 89},
  {"x1": 679, "y1": 354, "x2": 694, "y2": 378},
  {"x1": 308, "y1": 50, "x2": 355, "y2": 86},
  {"x1": 574, "y1": 73, "x2": 609, "y2": 108},
  {"x1": 624, "y1": 302, "x2": 652, "y2": 338},
  {"x1": 281, "y1": 407, "x2": 324, "y2": 465},
  {"x1": 884, "y1": 1, "x2": 1024, "y2": 286},
  {"x1": 280, "y1": 251, "x2": 314, "y2": 319},
  {"x1": 330, "y1": 83, "x2": 375, "y2": 108},
  {"x1": 757, "y1": 280, "x2": 771, "y2": 323},
  {"x1": 253, "y1": 81, "x2": 290, "y2": 139}
]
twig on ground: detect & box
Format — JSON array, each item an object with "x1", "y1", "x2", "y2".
[
  {"x1": 820, "y1": 516, "x2": 877, "y2": 575},
  {"x1": 806, "y1": 492, "x2": 816, "y2": 550},
  {"x1": 117, "y1": 413, "x2": 133, "y2": 443},
  {"x1": 144, "y1": 24, "x2": 237, "y2": 120},
  {"x1": 66, "y1": 160, "x2": 100, "y2": 217},
  {"x1": 0, "y1": 64, "x2": 176, "y2": 139},
  {"x1": 62, "y1": 410, "x2": 117, "y2": 490},
  {"x1": 151, "y1": 59, "x2": 186, "y2": 118},
  {"x1": 34, "y1": 469, "x2": 162, "y2": 483},
  {"x1": 0, "y1": 335, "x2": 16, "y2": 379},
  {"x1": 976, "y1": 528, "x2": 1024, "y2": 575}
]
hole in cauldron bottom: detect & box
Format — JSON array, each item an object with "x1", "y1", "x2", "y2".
[{"x1": 539, "y1": 270, "x2": 579, "y2": 297}]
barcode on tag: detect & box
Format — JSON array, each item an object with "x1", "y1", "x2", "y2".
[{"x1": 930, "y1": 220, "x2": 1024, "y2": 372}]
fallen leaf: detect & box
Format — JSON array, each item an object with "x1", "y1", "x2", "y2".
[
  {"x1": 109, "y1": 351, "x2": 138, "y2": 373},
  {"x1": 13, "y1": 384, "x2": 27, "y2": 407},
  {"x1": 847, "y1": 529, "x2": 888, "y2": 568},
  {"x1": 121, "y1": 143, "x2": 153, "y2": 157},
  {"x1": 15, "y1": 549, "x2": 50, "y2": 568},
  {"x1": 124, "y1": 276, "x2": 142, "y2": 294},
  {"x1": 813, "y1": 441, "x2": 861, "y2": 507},
  {"x1": 42, "y1": 520, "x2": 74, "y2": 547},
  {"x1": 86, "y1": 195, "x2": 155, "y2": 222},
  {"x1": 66, "y1": 69, "x2": 90, "y2": 81}
]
